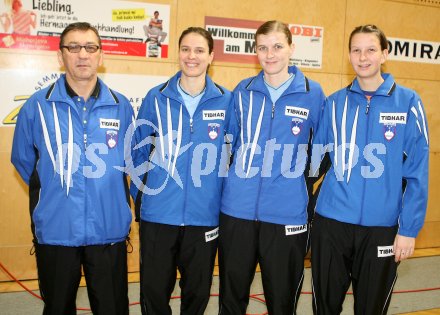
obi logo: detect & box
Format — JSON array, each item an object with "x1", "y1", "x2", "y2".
[{"x1": 289, "y1": 25, "x2": 323, "y2": 38}]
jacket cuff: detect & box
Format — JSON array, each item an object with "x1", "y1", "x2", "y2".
[{"x1": 398, "y1": 227, "x2": 419, "y2": 238}]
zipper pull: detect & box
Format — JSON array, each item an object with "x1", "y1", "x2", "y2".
[
  {"x1": 271, "y1": 103, "x2": 275, "y2": 119},
  {"x1": 365, "y1": 96, "x2": 371, "y2": 115},
  {"x1": 190, "y1": 118, "x2": 193, "y2": 133}
]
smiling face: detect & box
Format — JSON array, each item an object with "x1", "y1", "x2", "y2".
[
  {"x1": 178, "y1": 32, "x2": 214, "y2": 80},
  {"x1": 256, "y1": 31, "x2": 294, "y2": 81},
  {"x1": 349, "y1": 32, "x2": 388, "y2": 83},
  {"x1": 57, "y1": 29, "x2": 103, "y2": 86}
]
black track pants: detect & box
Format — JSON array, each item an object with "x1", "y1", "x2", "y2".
[
  {"x1": 219, "y1": 213, "x2": 309, "y2": 315},
  {"x1": 140, "y1": 221, "x2": 218, "y2": 315},
  {"x1": 311, "y1": 214, "x2": 398, "y2": 315}
]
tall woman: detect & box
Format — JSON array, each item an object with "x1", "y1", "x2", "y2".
[
  {"x1": 311, "y1": 24, "x2": 429, "y2": 314},
  {"x1": 219, "y1": 20, "x2": 325, "y2": 314},
  {"x1": 130, "y1": 27, "x2": 234, "y2": 315}
]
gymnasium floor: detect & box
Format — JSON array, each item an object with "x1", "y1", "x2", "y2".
[{"x1": 1, "y1": 249, "x2": 439, "y2": 314}]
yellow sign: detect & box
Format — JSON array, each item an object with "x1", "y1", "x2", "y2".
[
  {"x1": 112, "y1": 8, "x2": 145, "y2": 21},
  {"x1": 2, "y1": 95, "x2": 28, "y2": 125}
]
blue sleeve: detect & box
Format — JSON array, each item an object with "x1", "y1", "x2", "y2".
[
  {"x1": 229, "y1": 86, "x2": 245, "y2": 156},
  {"x1": 311, "y1": 85, "x2": 326, "y2": 137},
  {"x1": 310, "y1": 95, "x2": 331, "y2": 178},
  {"x1": 224, "y1": 92, "x2": 240, "y2": 153},
  {"x1": 11, "y1": 99, "x2": 38, "y2": 185},
  {"x1": 120, "y1": 94, "x2": 136, "y2": 174},
  {"x1": 399, "y1": 95, "x2": 429, "y2": 237},
  {"x1": 129, "y1": 91, "x2": 156, "y2": 200}
]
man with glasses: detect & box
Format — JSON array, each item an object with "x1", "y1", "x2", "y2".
[{"x1": 11, "y1": 22, "x2": 134, "y2": 315}]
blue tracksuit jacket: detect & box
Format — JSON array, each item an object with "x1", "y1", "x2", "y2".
[
  {"x1": 312, "y1": 74, "x2": 429, "y2": 237},
  {"x1": 130, "y1": 72, "x2": 234, "y2": 227},
  {"x1": 221, "y1": 66, "x2": 325, "y2": 225},
  {"x1": 11, "y1": 74, "x2": 134, "y2": 246}
]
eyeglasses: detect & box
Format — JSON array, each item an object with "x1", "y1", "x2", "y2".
[{"x1": 60, "y1": 44, "x2": 101, "y2": 53}]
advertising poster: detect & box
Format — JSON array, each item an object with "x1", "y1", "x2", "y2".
[
  {"x1": 0, "y1": 0, "x2": 170, "y2": 58},
  {"x1": 205, "y1": 16, "x2": 324, "y2": 69},
  {"x1": 387, "y1": 37, "x2": 440, "y2": 65},
  {"x1": 0, "y1": 69, "x2": 169, "y2": 126}
]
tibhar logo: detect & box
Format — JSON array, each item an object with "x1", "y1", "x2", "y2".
[
  {"x1": 285, "y1": 224, "x2": 307, "y2": 235},
  {"x1": 205, "y1": 227, "x2": 219, "y2": 242},
  {"x1": 285, "y1": 106, "x2": 309, "y2": 120},
  {"x1": 379, "y1": 113, "x2": 407, "y2": 125},
  {"x1": 377, "y1": 245, "x2": 394, "y2": 257},
  {"x1": 100, "y1": 118, "x2": 120, "y2": 130},
  {"x1": 203, "y1": 110, "x2": 225, "y2": 120}
]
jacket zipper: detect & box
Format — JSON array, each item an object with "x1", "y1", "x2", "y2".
[
  {"x1": 365, "y1": 96, "x2": 371, "y2": 115},
  {"x1": 71, "y1": 98, "x2": 89, "y2": 243},
  {"x1": 254, "y1": 100, "x2": 276, "y2": 221},
  {"x1": 182, "y1": 110, "x2": 194, "y2": 226},
  {"x1": 360, "y1": 95, "x2": 372, "y2": 224}
]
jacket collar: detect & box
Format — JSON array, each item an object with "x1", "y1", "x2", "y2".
[
  {"x1": 245, "y1": 66, "x2": 310, "y2": 99},
  {"x1": 347, "y1": 73, "x2": 396, "y2": 97},
  {"x1": 45, "y1": 74, "x2": 120, "y2": 106},
  {"x1": 160, "y1": 71, "x2": 224, "y2": 104},
  {"x1": 65, "y1": 78, "x2": 100, "y2": 99}
]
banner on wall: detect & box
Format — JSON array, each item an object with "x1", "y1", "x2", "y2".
[
  {"x1": 0, "y1": 0, "x2": 170, "y2": 58},
  {"x1": 0, "y1": 69, "x2": 169, "y2": 126},
  {"x1": 387, "y1": 37, "x2": 440, "y2": 65},
  {"x1": 205, "y1": 16, "x2": 324, "y2": 69}
]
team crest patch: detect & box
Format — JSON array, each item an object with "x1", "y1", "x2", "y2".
[
  {"x1": 379, "y1": 113, "x2": 406, "y2": 141},
  {"x1": 208, "y1": 123, "x2": 220, "y2": 140},
  {"x1": 291, "y1": 118, "x2": 303, "y2": 136},
  {"x1": 383, "y1": 124, "x2": 396, "y2": 141},
  {"x1": 106, "y1": 130, "x2": 118, "y2": 148}
]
